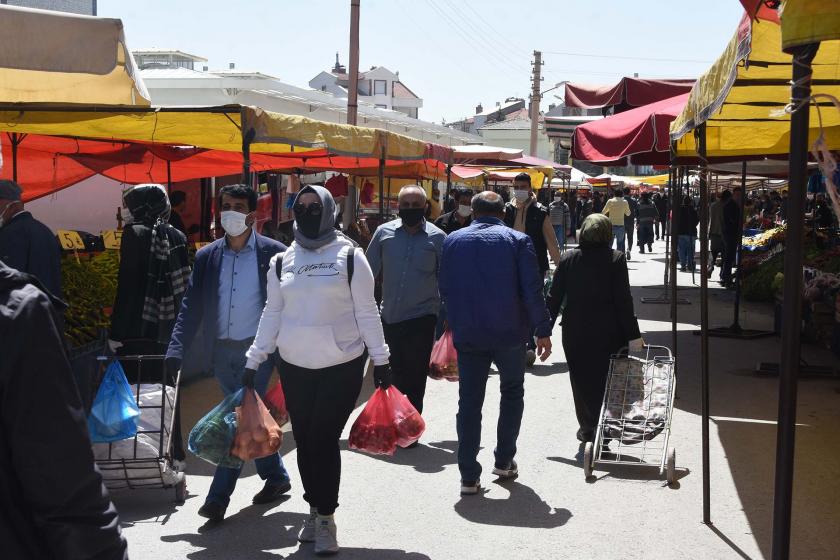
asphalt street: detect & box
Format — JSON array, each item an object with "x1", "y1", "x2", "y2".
[{"x1": 114, "y1": 236, "x2": 840, "y2": 560}]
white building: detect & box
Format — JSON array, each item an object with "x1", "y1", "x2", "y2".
[
  {"x1": 135, "y1": 50, "x2": 480, "y2": 146},
  {"x1": 309, "y1": 55, "x2": 422, "y2": 119},
  {"x1": 478, "y1": 115, "x2": 553, "y2": 162}
]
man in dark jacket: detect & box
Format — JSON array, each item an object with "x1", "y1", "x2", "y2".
[
  {"x1": 0, "y1": 179, "x2": 62, "y2": 296},
  {"x1": 0, "y1": 260, "x2": 127, "y2": 560},
  {"x1": 654, "y1": 192, "x2": 669, "y2": 239},
  {"x1": 434, "y1": 188, "x2": 473, "y2": 234},
  {"x1": 721, "y1": 187, "x2": 743, "y2": 287},
  {"x1": 440, "y1": 191, "x2": 553, "y2": 496},
  {"x1": 166, "y1": 184, "x2": 291, "y2": 521}
]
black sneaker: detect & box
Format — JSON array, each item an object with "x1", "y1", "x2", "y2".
[
  {"x1": 252, "y1": 480, "x2": 292, "y2": 504},
  {"x1": 198, "y1": 501, "x2": 226, "y2": 522},
  {"x1": 492, "y1": 461, "x2": 519, "y2": 479},
  {"x1": 460, "y1": 480, "x2": 481, "y2": 496}
]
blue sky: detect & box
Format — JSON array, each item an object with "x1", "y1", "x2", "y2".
[{"x1": 100, "y1": 0, "x2": 745, "y2": 124}]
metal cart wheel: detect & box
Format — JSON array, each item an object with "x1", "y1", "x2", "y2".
[
  {"x1": 666, "y1": 448, "x2": 676, "y2": 485},
  {"x1": 174, "y1": 478, "x2": 187, "y2": 504},
  {"x1": 583, "y1": 442, "x2": 594, "y2": 479}
]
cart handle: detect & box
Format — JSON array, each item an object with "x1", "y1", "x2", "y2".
[{"x1": 616, "y1": 344, "x2": 673, "y2": 359}]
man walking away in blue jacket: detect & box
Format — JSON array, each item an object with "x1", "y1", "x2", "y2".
[{"x1": 440, "y1": 191, "x2": 553, "y2": 496}]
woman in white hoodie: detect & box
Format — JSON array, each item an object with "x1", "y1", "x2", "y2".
[{"x1": 243, "y1": 185, "x2": 390, "y2": 555}]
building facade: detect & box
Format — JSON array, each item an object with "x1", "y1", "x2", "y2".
[
  {"x1": 0, "y1": 0, "x2": 95, "y2": 14},
  {"x1": 309, "y1": 56, "x2": 422, "y2": 119}
]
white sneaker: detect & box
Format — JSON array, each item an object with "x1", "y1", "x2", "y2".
[
  {"x1": 314, "y1": 515, "x2": 339, "y2": 556},
  {"x1": 460, "y1": 479, "x2": 481, "y2": 496},
  {"x1": 298, "y1": 508, "x2": 317, "y2": 543}
]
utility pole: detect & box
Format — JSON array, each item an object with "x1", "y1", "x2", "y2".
[
  {"x1": 347, "y1": 0, "x2": 361, "y2": 125},
  {"x1": 529, "y1": 50, "x2": 543, "y2": 157},
  {"x1": 344, "y1": 0, "x2": 361, "y2": 230}
]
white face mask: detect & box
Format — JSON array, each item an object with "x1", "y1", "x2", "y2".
[
  {"x1": 513, "y1": 189, "x2": 530, "y2": 202},
  {"x1": 220, "y1": 210, "x2": 249, "y2": 237},
  {"x1": 457, "y1": 204, "x2": 472, "y2": 217}
]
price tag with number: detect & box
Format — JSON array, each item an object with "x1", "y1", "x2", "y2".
[
  {"x1": 101, "y1": 230, "x2": 123, "y2": 250},
  {"x1": 57, "y1": 230, "x2": 85, "y2": 250}
]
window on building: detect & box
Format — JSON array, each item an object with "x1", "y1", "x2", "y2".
[{"x1": 374, "y1": 80, "x2": 387, "y2": 95}]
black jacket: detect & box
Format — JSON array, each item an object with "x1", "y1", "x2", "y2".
[
  {"x1": 110, "y1": 223, "x2": 188, "y2": 342},
  {"x1": 434, "y1": 211, "x2": 471, "y2": 235},
  {"x1": 678, "y1": 205, "x2": 700, "y2": 236},
  {"x1": 0, "y1": 211, "x2": 62, "y2": 297},
  {"x1": 547, "y1": 247, "x2": 641, "y2": 352},
  {"x1": 722, "y1": 199, "x2": 742, "y2": 240},
  {"x1": 504, "y1": 201, "x2": 551, "y2": 274},
  {"x1": 0, "y1": 261, "x2": 127, "y2": 560}
]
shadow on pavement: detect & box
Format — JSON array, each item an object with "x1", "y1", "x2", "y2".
[
  {"x1": 283, "y1": 548, "x2": 431, "y2": 559},
  {"x1": 454, "y1": 481, "x2": 572, "y2": 529},
  {"x1": 352, "y1": 439, "x2": 458, "y2": 474},
  {"x1": 528, "y1": 361, "x2": 568, "y2": 377},
  {"x1": 707, "y1": 523, "x2": 758, "y2": 560},
  {"x1": 161, "y1": 508, "x2": 304, "y2": 559}
]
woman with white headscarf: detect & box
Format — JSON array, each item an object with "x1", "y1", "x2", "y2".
[{"x1": 243, "y1": 185, "x2": 391, "y2": 555}]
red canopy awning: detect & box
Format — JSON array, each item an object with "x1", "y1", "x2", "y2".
[
  {"x1": 564, "y1": 78, "x2": 695, "y2": 112},
  {"x1": 571, "y1": 93, "x2": 689, "y2": 166}
]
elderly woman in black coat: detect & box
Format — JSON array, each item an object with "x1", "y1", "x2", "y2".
[{"x1": 547, "y1": 213, "x2": 643, "y2": 444}]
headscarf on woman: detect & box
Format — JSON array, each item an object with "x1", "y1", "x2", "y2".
[
  {"x1": 578, "y1": 213, "x2": 613, "y2": 248},
  {"x1": 292, "y1": 185, "x2": 340, "y2": 250}
]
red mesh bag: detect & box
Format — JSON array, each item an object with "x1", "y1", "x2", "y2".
[
  {"x1": 429, "y1": 329, "x2": 459, "y2": 381},
  {"x1": 391, "y1": 389, "x2": 425, "y2": 448},
  {"x1": 231, "y1": 388, "x2": 283, "y2": 461},
  {"x1": 348, "y1": 388, "x2": 398, "y2": 456},
  {"x1": 263, "y1": 382, "x2": 289, "y2": 427}
]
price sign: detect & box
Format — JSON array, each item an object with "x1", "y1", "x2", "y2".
[
  {"x1": 101, "y1": 229, "x2": 123, "y2": 250},
  {"x1": 57, "y1": 230, "x2": 85, "y2": 250},
  {"x1": 194, "y1": 241, "x2": 210, "y2": 251}
]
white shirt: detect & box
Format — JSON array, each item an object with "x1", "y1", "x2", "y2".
[{"x1": 245, "y1": 237, "x2": 389, "y2": 370}]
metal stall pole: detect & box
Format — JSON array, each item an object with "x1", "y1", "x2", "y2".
[
  {"x1": 771, "y1": 43, "x2": 819, "y2": 560},
  {"x1": 241, "y1": 124, "x2": 256, "y2": 187},
  {"x1": 697, "y1": 125, "x2": 711, "y2": 525},
  {"x1": 166, "y1": 160, "x2": 172, "y2": 194},
  {"x1": 10, "y1": 132, "x2": 20, "y2": 182},
  {"x1": 707, "y1": 160, "x2": 773, "y2": 339},
  {"x1": 378, "y1": 146, "x2": 386, "y2": 220},
  {"x1": 445, "y1": 163, "x2": 452, "y2": 209}
]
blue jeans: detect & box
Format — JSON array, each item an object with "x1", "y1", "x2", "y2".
[
  {"x1": 455, "y1": 342, "x2": 526, "y2": 482},
  {"x1": 678, "y1": 235, "x2": 696, "y2": 270},
  {"x1": 553, "y1": 225, "x2": 566, "y2": 250},
  {"x1": 612, "y1": 225, "x2": 626, "y2": 253},
  {"x1": 206, "y1": 339, "x2": 290, "y2": 508}
]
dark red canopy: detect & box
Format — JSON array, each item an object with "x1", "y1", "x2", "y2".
[
  {"x1": 571, "y1": 93, "x2": 689, "y2": 166},
  {"x1": 564, "y1": 78, "x2": 694, "y2": 112}
]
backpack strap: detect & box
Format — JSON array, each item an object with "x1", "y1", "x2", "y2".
[
  {"x1": 346, "y1": 246, "x2": 355, "y2": 286},
  {"x1": 274, "y1": 253, "x2": 284, "y2": 282}
]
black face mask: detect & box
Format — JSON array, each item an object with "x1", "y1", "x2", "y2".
[
  {"x1": 398, "y1": 207, "x2": 424, "y2": 227},
  {"x1": 294, "y1": 203, "x2": 323, "y2": 239}
]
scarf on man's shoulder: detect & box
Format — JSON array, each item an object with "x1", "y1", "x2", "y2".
[{"x1": 141, "y1": 220, "x2": 191, "y2": 343}]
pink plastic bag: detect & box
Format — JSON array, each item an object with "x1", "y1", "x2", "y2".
[
  {"x1": 391, "y1": 389, "x2": 425, "y2": 448},
  {"x1": 348, "y1": 388, "x2": 398, "y2": 455},
  {"x1": 263, "y1": 382, "x2": 289, "y2": 427},
  {"x1": 429, "y1": 329, "x2": 459, "y2": 381}
]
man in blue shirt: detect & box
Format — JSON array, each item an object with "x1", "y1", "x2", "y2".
[
  {"x1": 166, "y1": 184, "x2": 291, "y2": 522},
  {"x1": 440, "y1": 191, "x2": 552, "y2": 496},
  {"x1": 367, "y1": 185, "x2": 446, "y2": 421}
]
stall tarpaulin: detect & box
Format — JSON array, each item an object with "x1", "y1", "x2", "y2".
[
  {"x1": 670, "y1": 13, "x2": 840, "y2": 158},
  {"x1": 563, "y1": 78, "x2": 695, "y2": 111},
  {"x1": 0, "y1": 5, "x2": 150, "y2": 107},
  {"x1": 451, "y1": 145, "x2": 523, "y2": 163},
  {"x1": 780, "y1": 0, "x2": 840, "y2": 50},
  {"x1": 572, "y1": 93, "x2": 689, "y2": 165}
]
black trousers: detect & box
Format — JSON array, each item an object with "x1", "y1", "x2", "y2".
[
  {"x1": 625, "y1": 225, "x2": 635, "y2": 252},
  {"x1": 654, "y1": 220, "x2": 660, "y2": 239},
  {"x1": 563, "y1": 335, "x2": 616, "y2": 441},
  {"x1": 382, "y1": 314, "x2": 437, "y2": 414},
  {"x1": 721, "y1": 236, "x2": 739, "y2": 285},
  {"x1": 279, "y1": 353, "x2": 365, "y2": 515}
]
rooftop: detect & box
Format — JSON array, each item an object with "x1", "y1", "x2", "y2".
[{"x1": 132, "y1": 49, "x2": 208, "y2": 62}]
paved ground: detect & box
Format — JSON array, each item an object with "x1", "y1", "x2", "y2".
[{"x1": 113, "y1": 237, "x2": 840, "y2": 560}]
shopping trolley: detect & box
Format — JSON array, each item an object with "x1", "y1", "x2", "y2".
[
  {"x1": 582, "y1": 345, "x2": 677, "y2": 484},
  {"x1": 91, "y1": 355, "x2": 187, "y2": 502}
]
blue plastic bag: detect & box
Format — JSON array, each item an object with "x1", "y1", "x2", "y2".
[
  {"x1": 88, "y1": 360, "x2": 140, "y2": 443},
  {"x1": 188, "y1": 388, "x2": 244, "y2": 468}
]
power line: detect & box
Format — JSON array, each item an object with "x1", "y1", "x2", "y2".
[
  {"x1": 459, "y1": 0, "x2": 531, "y2": 58},
  {"x1": 543, "y1": 50, "x2": 713, "y2": 64},
  {"x1": 425, "y1": 0, "x2": 526, "y2": 75}
]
